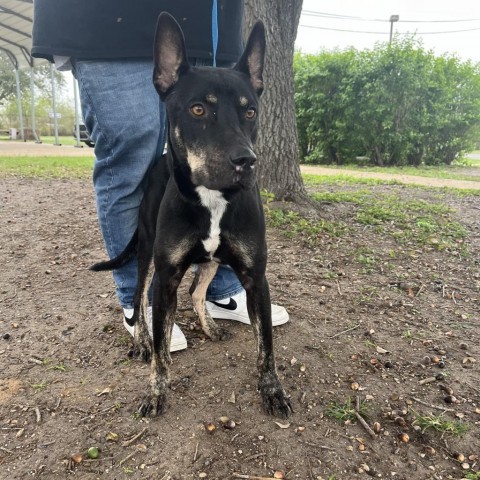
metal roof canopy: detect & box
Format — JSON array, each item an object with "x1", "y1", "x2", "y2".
[
  {"x1": 0, "y1": 0, "x2": 82, "y2": 146},
  {"x1": 0, "y1": 0, "x2": 41, "y2": 69}
]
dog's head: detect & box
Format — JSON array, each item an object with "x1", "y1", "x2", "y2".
[{"x1": 153, "y1": 12, "x2": 265, "y2": 191}]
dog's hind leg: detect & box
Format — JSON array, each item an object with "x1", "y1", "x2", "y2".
[
  {"x1": 189, "y1": 262, "x2": 231, "y2": 341},
  {"x1": 242, "y1": 272, "x2": 293, "y2": 419}
]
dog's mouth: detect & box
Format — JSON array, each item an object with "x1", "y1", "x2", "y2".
[{"x1": 232, "y1": 164, "x2": 255, "y2": 188}]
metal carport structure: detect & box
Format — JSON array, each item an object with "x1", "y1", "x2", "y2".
[{"x1": 0, "y1": 0, "x2": 82, "y2": 145}]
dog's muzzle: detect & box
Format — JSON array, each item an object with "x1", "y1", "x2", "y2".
[{"x1": 230, "y1": 147, "x2": 257, "y2": 169}]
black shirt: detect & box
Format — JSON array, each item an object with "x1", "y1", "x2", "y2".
[{"x1": 31, "y1": 0, "x2": 244, "y2": 63}]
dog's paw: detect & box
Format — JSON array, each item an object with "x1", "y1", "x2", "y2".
[
  {"x1": 208, "y1": 325, "x2": 232, "y2": 342},
  {"x1": 138, "y1": 392, "x2": 168, "y2": 417},
  {"x1": 259, "y1": 377, "x2": 293, "y2": 419},
  {"x1": 133, "y1": 340, "x2": 152, "y2": 363}
]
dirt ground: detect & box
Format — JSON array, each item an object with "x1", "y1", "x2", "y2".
[{"x1": 1, "y1": 174, "x2": 479, "y2": 480}]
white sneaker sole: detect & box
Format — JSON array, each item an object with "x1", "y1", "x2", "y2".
[
  {"x1": 206, "y1": 303, "x2": 289, "y2": 327},
  {"x1": 122, "y1": 318, "x2": 187, "y2": 352}
]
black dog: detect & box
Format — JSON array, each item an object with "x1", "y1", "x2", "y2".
[{"x1": 91, "y1": 13, "x2": 292, "y2": 419}]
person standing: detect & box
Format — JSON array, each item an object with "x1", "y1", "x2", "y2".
[{"x1": 31, "y1": 0, "x2": 289, "y2": 352}]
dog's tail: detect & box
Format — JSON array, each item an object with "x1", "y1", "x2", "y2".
[{"x1": 90, "y1": 230, "x2": 138, "y2": 272}]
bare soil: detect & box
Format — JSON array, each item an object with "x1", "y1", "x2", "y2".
[{"x1": 0, "y1": 176, "x2": 479, "y2": 480}]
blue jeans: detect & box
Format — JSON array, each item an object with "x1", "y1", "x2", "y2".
[{"x1": 73, "y1": 59, "x2": 243, "y2": 308}]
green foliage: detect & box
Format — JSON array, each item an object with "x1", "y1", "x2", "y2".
[{"x1": 294, "y1": 37, "x2": 480, "y2": 167}]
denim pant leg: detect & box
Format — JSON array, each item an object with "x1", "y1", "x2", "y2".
[{"x1": 73, "y1": 59, "x2": 166, "y2": 308}]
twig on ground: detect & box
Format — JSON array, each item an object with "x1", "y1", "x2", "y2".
[
  {"x1": 35, "y1": 406, "x2": 41, "y2": 423},
  {"x1": 328, "y1": 324, "x2": 360, "y2": 339},
  {"x1": 121, "y1": 427, "x2": 148, "y2": 447},
  {"x1": 354, "y1": 411, "x2": 377, "y2": 439},
  {"x1": 0, "y1": 446, "x2": 14, "y2": 454},
  {"x1": 232, "y1": 474, "x2": 278, "y2": 480},
  {"x1": 412, "y1": 397, "x2": 455, "y2": 412},
  {"x1": 193, "y1": 442, "x2": 199, "y2": 463},
  {"x1": 415, "y1": 284, "x2": 425, "y2": 297},
  {"x1": 336, "y1": 280, "x2": 342, "y2": 295}
]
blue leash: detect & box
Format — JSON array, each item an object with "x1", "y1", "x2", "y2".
[{"x1": 212, "y1": 0, "x2": 218, "y2": 66}]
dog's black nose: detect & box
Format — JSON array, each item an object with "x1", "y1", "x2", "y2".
[{"x1": 230, "y1": 148, "x2": 257, "y2": 168}]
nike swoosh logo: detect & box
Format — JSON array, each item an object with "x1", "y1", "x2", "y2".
[{"x1": 210, "y1": 298, "x2": 237, "y2": 311}]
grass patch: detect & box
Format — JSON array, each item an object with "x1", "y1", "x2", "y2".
[
  {"x1": 355, "y1": 194, "x2": 467, "y2": 252},
  {"x1": 303, "y1": 173, "x2": 480, "y2": 197},
  {"x1": 0, "y1": 156, "x2": 93, "y2": 178},
  {"x1": 302, "y1": 162, "x2": 480, "y2": 182},
  {"x1": 325, "y1": 397, "x2": 369, "y2": 422},
  {"x1": 266, "y1": 207, "x2": 349, "y2": 244},
  {"x1": 312, "y1": 188, "x2": 371, "y2": 204},
  {"x1": 303, "y1": 173, "x2": 402, "y2": 187},
  {"x1": 412, "y1": 410, "x2": 470, "y2": 436}
]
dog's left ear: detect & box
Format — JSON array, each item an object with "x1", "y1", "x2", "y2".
[
  {"x1": 153, "y1": 12, "x2": 189, "y2": 100},
  {"x1": 234, "y1": 20, "x2": 266, "y2": 96}
]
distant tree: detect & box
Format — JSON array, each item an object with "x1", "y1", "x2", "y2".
[{"x1": 244, "y1": 0, "x2": 307, "y2": 201}]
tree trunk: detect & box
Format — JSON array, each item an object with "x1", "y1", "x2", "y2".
[{"x1": 244, "y1": 0, "x2": 307, "y2": 202}]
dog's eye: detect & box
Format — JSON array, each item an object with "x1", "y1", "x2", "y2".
[
  {"x1": 246, "y1": 107, "x2": 256, "y2": 120},
  {"x1": 190, "y1": 104, "x2": 205, "y2": 117}
]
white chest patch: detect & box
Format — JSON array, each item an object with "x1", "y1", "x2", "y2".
[{"x1": 196, "y1": 186, "x2": 228, "y2": 256}]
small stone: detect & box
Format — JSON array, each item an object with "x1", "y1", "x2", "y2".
[
  {"x1": 373, "y1": 422, "x2": 381, "y2": 434},
  {"x1": 2, "y1": 333, "x2": 10, "y2": 340},
  {"x1": 454, "y1": 452, "x2": 465, "y2": 462},
  {"x1": 204, "y1": 422, "x2": 216, "y2": 434},
  {"x1": 199, "y1": 473, "x2": 207, "y2": 478},
  {"x1": 398, "y1": 433, "x2": 410, "y2": 443},
  {"x1": 459, "y1": 342, "x2": 468, "y2": 350},
  {"x1": 444, "y1": 395, "x2": 457, "y2": 404}
]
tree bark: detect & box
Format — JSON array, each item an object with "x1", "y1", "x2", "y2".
[{"x1": 244, "y1": 0, "x2": 307, "y2": 202}]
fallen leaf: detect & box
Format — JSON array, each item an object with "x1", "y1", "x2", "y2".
[
  {"x1": 376, "y1": 346, "x2": 390, "y2": 354},
  {"x1": 228, "y1": 392, "x2": 236, "y2": 404},
  {"x1": 71, "y1": 454, "x2": 83, "y2": 464},
  {"x1": 105, "y1": 432, "x2": 118, "y2": 442},
  {"x1": 97, "y1": 387, "x2": 112, "y2": 396},
  {"x1": 274, "y1": 421, "x2": 291, "y2": 429}
]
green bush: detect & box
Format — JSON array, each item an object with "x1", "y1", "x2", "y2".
[{"x1": 294, "y1": 37, "x2": 480, "y2": 166}]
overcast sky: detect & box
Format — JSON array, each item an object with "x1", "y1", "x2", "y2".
[{"x1": 295, "y1": 0, "x2": 480, "y2": 63}]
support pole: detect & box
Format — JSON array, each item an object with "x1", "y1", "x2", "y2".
[
  {"x1": 30, "y1": 66, "x2": 41, "y2": 143},
  {"x1": 50, "y1": 63, "x2": 61, "y2": 145},
  {"x1": 14, "y1": 69, "x2": 25, "y2": 141},
  {"x1": 73, "y1": 75, "x2": 82, "y2": 148}
]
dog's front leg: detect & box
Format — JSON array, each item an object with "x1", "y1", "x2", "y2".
[
  {"x1": 189, "y1": 262, "x2": 231, "y2": 341},
  {"x1": 138, "y1": 265, "x2": 184, "y2": 417},
  {"x1": 244, "y1": 273, "x2": 293, "y2": 418}
]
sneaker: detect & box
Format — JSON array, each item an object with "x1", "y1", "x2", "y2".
[
  {"x1": 205, "y1": 290, "x2": 289, "y2": 327},
  {"x1": 122, "y1": 307, "x2": 187, "y2": 352}
]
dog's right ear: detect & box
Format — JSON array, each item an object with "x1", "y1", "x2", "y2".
[{"x1": 153, "y1": 12, "x2": 189, "y2": 100}]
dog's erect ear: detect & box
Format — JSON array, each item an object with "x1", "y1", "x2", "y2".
[
  {"x1": 234, "y1": 20, "x2": 266, "y2": 96},
  {"x1": 153, "y1": 12, "x2": 189, "y2": 99}
]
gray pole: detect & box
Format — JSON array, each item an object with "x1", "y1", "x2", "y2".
[
  {"x1": 30, "y1": 67, "x2": 41, "y2": 143},
  {"x1": 50, "y1": 63, "x2": 61, "y2": 145},
  {"x1": 73, "y1": 75, "x2": 82, "y2": 147},
  {"x1": 14, "y1": 69, "x2": 25, "y2": 141},
  {"x1": 389, "y1": 15, "x2": 399, "y2": 44}
]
